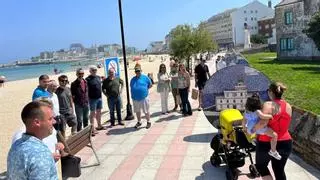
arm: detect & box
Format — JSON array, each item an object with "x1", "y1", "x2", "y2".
[
  {"x1": 254, "y1": 102, "x2": 274, "y2": 130},
  {"x1": 242, "y1": 116, "x2": 248, "y2": 133},
  {"x1": 185, "y1": 72, "x2": 191, "y2": 91},
  {"x1": 70, "y1": 82, "x2": 76, "y2": 101},
  {"x1": 101, "y1": 80, "x2": 108, "y2": 97},
  {"x1": 206, "y1": 65, "x2": 211, "y2": 78},
  {"x1": 256, "y1": 109, "x2": 272, "y2": 120},
  {"x1": 119, "y1": 78, "x2": 124, "y2": 94}
]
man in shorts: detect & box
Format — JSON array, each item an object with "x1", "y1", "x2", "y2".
[
  {"x1": 194, "y1": 58, "x2": 210, "y2": 111},
  {"x1": 130, "y1": 65, "x2": 152, "y2": 129},
  {"x1": 86, "y1": 65, "x2": 105, "y2": 135}
]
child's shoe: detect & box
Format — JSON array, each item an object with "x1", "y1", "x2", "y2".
[{"x1": 269, "y1": 150, "x2": 282, "y2": 160}]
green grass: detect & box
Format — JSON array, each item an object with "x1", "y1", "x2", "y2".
[{"x1": 244, "y1": 52, "x2": 320, "y2": 115}]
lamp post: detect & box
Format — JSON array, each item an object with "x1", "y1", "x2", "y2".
[{"x1": 118, "y1": 0, "x2": 134, "y2": 120}]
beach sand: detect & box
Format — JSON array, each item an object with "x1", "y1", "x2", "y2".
[{"x1": 0, "y1": 54, "x2": 170, "y2": 172}]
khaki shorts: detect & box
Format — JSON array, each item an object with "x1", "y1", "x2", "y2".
[{"x1": 133, "y1": 98, "x2": 150, "y2": 114}]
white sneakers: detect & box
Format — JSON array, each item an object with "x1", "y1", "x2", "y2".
[{"x1": 269, "y1": 150, "x2": 282, "y2": 160}]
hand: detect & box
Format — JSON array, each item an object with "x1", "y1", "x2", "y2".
[
  {"x1": 56, "y1": 142, "x2": 65, "y2": 151},
  {"x1": 52, "y1": 152, "x2": 61, "y2": 162}
]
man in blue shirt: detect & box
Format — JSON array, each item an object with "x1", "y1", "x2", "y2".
[
  {"x1": 7, "y1": 101, "x2": 58, "y2": 180},
  {"x1": 32, "y1": 74, "x2": 50, "y2": 100},
  {"x1": 130, "y1": 65, "x2": 152, "y2": 129}
]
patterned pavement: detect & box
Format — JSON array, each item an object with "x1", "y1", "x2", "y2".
[{"x1": 69, "y1": 79, "x2": 320, "y2": 180}]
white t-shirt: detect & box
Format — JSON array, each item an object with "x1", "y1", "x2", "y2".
[
  {"x1": 12, "y1": 128, "x2": 58, "y2": 153},
  {"x1": 50, "y1": 92, "x2": 60, "y2": 117}
]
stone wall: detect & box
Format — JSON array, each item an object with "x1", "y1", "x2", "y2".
[
  {"x1": 275, "y1": 1, "x2": 320, "y2": 60},
  {"x1": 290, "y1": 106, "x2": 320, "y2": 169}
]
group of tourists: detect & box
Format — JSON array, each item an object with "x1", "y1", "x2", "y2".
[
  {"x1": 6, "y1": 52, "x2": 294, "y2": 179},
  {"x1": 156, "y1": 57, "x2": 211, "y2": 118}
]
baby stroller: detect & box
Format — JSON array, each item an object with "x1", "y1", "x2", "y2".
[{"x1": 210, "y1": 109, "x2": 259, "y2": 180}]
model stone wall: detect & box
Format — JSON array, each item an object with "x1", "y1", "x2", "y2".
[{"x1": 290, "y1": 106, "x2": 320, "y2": 169}]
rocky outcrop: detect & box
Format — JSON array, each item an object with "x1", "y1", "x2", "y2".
[{"x1": 290, "y1": 106, "x2": 320, "y2": 169}]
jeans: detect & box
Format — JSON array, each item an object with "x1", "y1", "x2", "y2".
[
  {"x1": 75, "y1": 104, "x2": 89, "y2": 131},
  {"x1": 160, "y1": 90, "x2": 169, "y2": 113},
  {"x1": 179, "y1": 88, "x2": 192, "y2": 115},
  {"x1": 256, "y1": 140, "x2": 292, "y2": 180},
  {"x1": 108, "y1": 96, "x2": 122, "y2": 125}
]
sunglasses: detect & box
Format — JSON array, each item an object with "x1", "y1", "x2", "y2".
[{"x1": 60, "y1": 80, "x2": 69, "y2": 83}]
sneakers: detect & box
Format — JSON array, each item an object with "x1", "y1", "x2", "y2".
[
  {"x1": 269, "y1": 150, "x2": 282, "y2": 160},
  {"x1": 135, "y1": 122, "x2": 151, "y2": 129},
  {"x1": 146, "y1": 122, "x2": 151, "y2": 129},
  {"x1": 134, "y1": 122, "x2": 142, "y2": 128}
]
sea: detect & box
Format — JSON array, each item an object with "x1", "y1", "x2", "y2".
[{"x1": 0, "y1": 60, "x2": 102, "y2": 81}]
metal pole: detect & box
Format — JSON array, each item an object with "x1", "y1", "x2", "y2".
[{"x1": 118, "y1": 0, "x2": 134, "y2": 120}]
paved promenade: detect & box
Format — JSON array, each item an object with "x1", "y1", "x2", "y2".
[{"x1": 69, "y1": 82, "x2": 320, "y2": 180}]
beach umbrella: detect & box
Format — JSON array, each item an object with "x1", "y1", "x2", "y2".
[
  {"x1": 202, "y1": 64, "x2": 271, "y2": 110},
  {"x1": 133, "y1": 56, "x2": 141, "y2": 61}
]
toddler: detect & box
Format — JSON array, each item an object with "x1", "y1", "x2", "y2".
[{"x1": 242, "y1": 94, "x2": 282, "y2": 160}]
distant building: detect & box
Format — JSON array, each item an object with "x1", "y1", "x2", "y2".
[
  {"x1": 204, "y1": 8, "x2": 237, "y2": 49},
  {"x1": 215, "y1": 83, "x2": 250, "y2": 111},
  {"x1": 86, "y1": 48, "x2": 97, "y2": 58},
  {"x1": 275, "y1": 0, "x2": 320, "y2": 60},
  {"x1": 147, "y1": 41, "x2": 164, "y2": 53},
  {"x1": 204, "y1": 0, "x2": 274, "y2": 48},
  {"x1": 258, "y1": 15, "x2": 275, "y2": 38},
  {"x1": 70, "y1": 43, "x2": 85, "y2": 53},
  {"x1": 40, "y1": 51, "x2": 53, "y2": 59}
]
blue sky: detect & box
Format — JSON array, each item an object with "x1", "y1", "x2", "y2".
[{"x1": 0, "y1": 0, "x2": 280, "y2": 63}]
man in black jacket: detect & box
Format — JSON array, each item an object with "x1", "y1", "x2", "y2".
[{"x1": 71, "y1": 68, "x2": 89, "y2": 132}]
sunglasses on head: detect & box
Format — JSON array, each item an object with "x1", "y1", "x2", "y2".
[{"x1": 135, "y1": 70, "x2": 141, "y2": 72}]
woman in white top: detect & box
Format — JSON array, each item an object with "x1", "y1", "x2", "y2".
[{"x1": 157, "y1": 63, "x2": 171, "y2": 114}]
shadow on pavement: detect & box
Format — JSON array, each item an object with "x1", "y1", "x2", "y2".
[
  {"x1": 195, "y1": 161, "x2": 226, "y2": 180},
  {"x1": 150, "y1": 111, "x2": 163, "y2": 118},
  {"x1": 156, "y1": 114, "x2": 183, "y2": 123},
  {"x1": 106, "y1": 126, "x2": 138, "y2": 135},
  {"x1": 289, "y1": 153, "x2": 320, "y2": 179},
  {"x1": 183, "y1": 133, "x2": 215, "y2": 143}
]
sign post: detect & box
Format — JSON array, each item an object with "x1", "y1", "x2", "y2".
[{"x1": 104, "y1": 57, "x2": 120, "y2": 78}]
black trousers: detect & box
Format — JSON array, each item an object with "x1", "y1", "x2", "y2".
[{"x1": 255, "y1": 139, "x2": 292, "y2": 180}]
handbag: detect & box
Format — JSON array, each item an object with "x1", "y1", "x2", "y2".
[
  {"x1": 191, "y1": 88, "x2": 199, "y2": 100},
  {"x1": 61, "y1": 155, "x2": 81, "y2": 178}
]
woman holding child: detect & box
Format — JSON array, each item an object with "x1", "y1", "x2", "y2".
[{"x1": 254, "y1": 82, "x2": 293, "y2": 180}]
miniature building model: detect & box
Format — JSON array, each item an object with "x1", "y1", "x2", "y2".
[{"x1": 215, "y1": 83, "x2": 250, "y2": 111}]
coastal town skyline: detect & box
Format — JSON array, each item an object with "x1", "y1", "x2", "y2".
[{"x1": 0, "y1": 0, "x2": 281, "y2": 63}]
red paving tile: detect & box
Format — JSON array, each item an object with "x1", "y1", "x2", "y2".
[
  {"x1": 166, "y1": 144, "x2": 189, "y2": 156},
  {"x1": 140, "y1": 134, "x2": 161, "y2": 144},
  {"x1": 159, "y1": 155, "x2": 185, "y2": 170},
  {"x1": 155, "y1": 168, "x2": 181, "y2": 180}
]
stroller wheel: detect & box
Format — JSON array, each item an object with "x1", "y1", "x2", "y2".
[
  {"x1": 210, "y1": 154, "x2": 221, "y2": 167},
  {"x1": 249, "y1": 164, "x2": 260, "y2": 177}
]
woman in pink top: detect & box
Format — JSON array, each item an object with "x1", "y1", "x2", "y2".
[{"x1": 254, "y1": 82, "x2": 293, "y2": 180}]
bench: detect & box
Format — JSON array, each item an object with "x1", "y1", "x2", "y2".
[{"x1": 61, "y1": 125, "x2": 100, "y2": 168}]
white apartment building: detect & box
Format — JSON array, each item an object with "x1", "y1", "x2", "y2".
[
  {"x1": 205, "y1": 0, "x2": 274, "y2": 48},
  {"x1": 204, "y1": 8, "x2": 237, "y2": 48}
]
